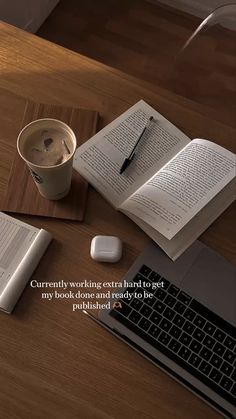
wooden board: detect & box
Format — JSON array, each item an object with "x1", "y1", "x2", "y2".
[{"x1": 2, "y1": 101, "x2": 98, "y2": 220}]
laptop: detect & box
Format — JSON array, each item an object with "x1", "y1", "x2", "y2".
[{"x1": 99, "y1": 241, "x2": 236, "y2": 418}]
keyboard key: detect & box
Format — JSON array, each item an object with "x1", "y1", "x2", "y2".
[
  {"x1": 184, "y1": 308, "x2": 195, "y2": 322},
  {"x1": 203, "y1": 335, "x2": 216, "y2": 350},
  {"x1": 209, "y1": 368, "x2": 223, "y2": 384},
  {"x1": 183, "y1": 321, "x2": 195, "y2": 335},
  {"x1": 133, "y1": 273, "x2": 145, "y2": 286},
  {"x1": 153, "y1": 300, "x2": 165, "y2": 313},
  {"x1": 139, "y1": 265, "x2": 151, "y2": 277},
  {"x1": 142, "y1": 281, "x2": 153, "y2": 292},
  {"x1": 139, "y1": 318, "x2": 151, "y2": 331},
  {"x1": 163, "y1": 307, "x2": 175, "y2": 321},
  {"x1": 193, "y1": 315, "x2": 206, "y2": 329},
  {"x1": 177, "y1": 291, "x2": 191, "y2": 305},
  {"x1": 149, "y1": 271, "x2": 161, "y2": 282},
  {"x1": 231, "y1": 369, "x2": 236, "y2": 381},
  {"x1": 140, "y1": 304, "x2": 152, "y2": 318},
  {"x1": 223, "y1": 350, "x2": 236, "y2": 365},
  {"x1": 220, "y1": 376, "x2": 233, "y2": 392},
  {"x1": 231, "y1": 383, "x2": 236, "y2": 397},
  {"x1": 203, "y1": 322, "x2": 216, "y2": 336},
  {"x1": 125, "y1": 280, "x2": 136, "y2": 290},
  {"x1": 130, "y1": 298, "x2": 143, "y2": 311},
  {"x1": 190, "y1": 339, "x2": 202, "y2": 354},
  {"x1": 173, "y1": 314, "x2": 185, "y2": 328},
  {"x1": 149, "y1": 324, "x2": 161, "y2": 339},
  {"x1": 114, "y1": 301, "x2": 132, "y2": 317},
  {"x1": 199, "y1": 347, "x2": 212, "y2": 361},
  {"x1": 178, "y1": 346, "x2": 191, "y2": 361},
  {"x1": 164, "y1": 294, "x2": 176, "y2": 308},
  {"x1": 155, "y1": 288, "x2": 167, "y2": 301},
  {"x1": 213, "y1": 329, "x2": 226, "y2": 343},
  {"x1": 159, "y1": 318, "x2": 172, "y2": 332},
  {"x1": 174, "y1": 301, "x2": 186, "y2": 315},
  {"x1": 129, "y1": 310, "x2": 142, "y2": 324},
  {"x1": 199, "y1": 360, "x2": 212, "y2": 376},
  {"x1": 168, "y1": 338, "x2": 181, "y2": 353},
  {"x1": 179, "y1": 332, "x2": 192, "y2": 347},
  {"x1": 120, "y1": 293, "x2": 133, "y2": 305},
  {"x1": 158, "y1": 331, "x2": 171, "y2": 346},
  {"x1": 210, "y1": 354, "x2": 223, "y2": 369},
  {"x1": 168, "y1": 284, "x2": 180, "y2": 297},
  {"x1": 169, "y1": 325, "x2": 182, "y2": 339},
  {"x1": 144, "y1": 295, "x2": 156, "y2": 307},
  {"x1": 160, "y1": 278, "x2": 170, "y2": 290},
  {"x1": 150, "y1": 312, "x2": 162, "y2": 325},
  {"x1": 190, "y1": 299, "x2": 235, "y2": 337},
  {"x1": 192, "y1": 328, "x2": 205, "y2": 342},
  {"x1": 134, "y1": 287, "x2": 145, "y2": 299},
  {"x1": 213, "y1": 342, "x2": 226, "y2": 357},
  {"x1": 224, "y1": 336, "x2": 236, "y2": 351},
  {"x1": 220, "y1": 361, "x2": 233, "y2": 377},
  {"x1": 189, "y1": 353, "x2": 201, "y2": 368}
]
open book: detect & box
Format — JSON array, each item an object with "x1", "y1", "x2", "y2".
[
  {"x1": 73, "y1": 100, "x2": 235, "y2": 260},
  {"x1": 0, "y1": 212, "x2": 52, "y2": 313}
]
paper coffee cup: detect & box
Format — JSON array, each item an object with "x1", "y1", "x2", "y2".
[{"x1": 17, "y1": 118, "x2": 77, "y2": 200}]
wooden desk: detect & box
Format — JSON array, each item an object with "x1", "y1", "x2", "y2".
[{"x1": 0, "y1": 21, "x2": 235, "y2": 419}]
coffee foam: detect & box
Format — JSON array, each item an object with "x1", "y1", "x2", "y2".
[{"x1": 23, "y1": 128, "x2": 73, "y2": 167}]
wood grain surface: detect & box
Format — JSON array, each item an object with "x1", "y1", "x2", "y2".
[
  {"x1": 0, "y1": 21, "x2": 235, "y2": 419},
  {"x1": 38, "y1": 0, "x2": 236, "y2": 130},
  {"x1": 2, "y1": 101, "x2": 98, "y2": 220}
]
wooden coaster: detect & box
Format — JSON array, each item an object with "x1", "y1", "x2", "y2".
[{"x1": 2, "y1": 101, "x2": 98, "y2": 220}]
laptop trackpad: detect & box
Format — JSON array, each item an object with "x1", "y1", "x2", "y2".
[{"x1": 181, "y1": 248, "x2": 236, "y2": 326}]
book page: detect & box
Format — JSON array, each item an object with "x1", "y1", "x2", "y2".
[
  {"x1": 125, "y1": 179, "x2": 235, "y2": 260},
  {"x1": 121, "y1": 139, "x2": 235, "y2": 240},
  {"x1": 73, "y1": 100, "x2": 190, "y2": 208},
  {"x1": 0, "y1": 213, "x2": 39, "y2": 293}
]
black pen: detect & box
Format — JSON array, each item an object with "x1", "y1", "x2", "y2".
[{"x1": 120, "y1": 116, "x2": 154, "y2": 174}]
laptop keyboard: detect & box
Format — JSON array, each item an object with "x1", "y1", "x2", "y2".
[{"x1": 110, "y1": 265, "x2": 236, "y2": 406}]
